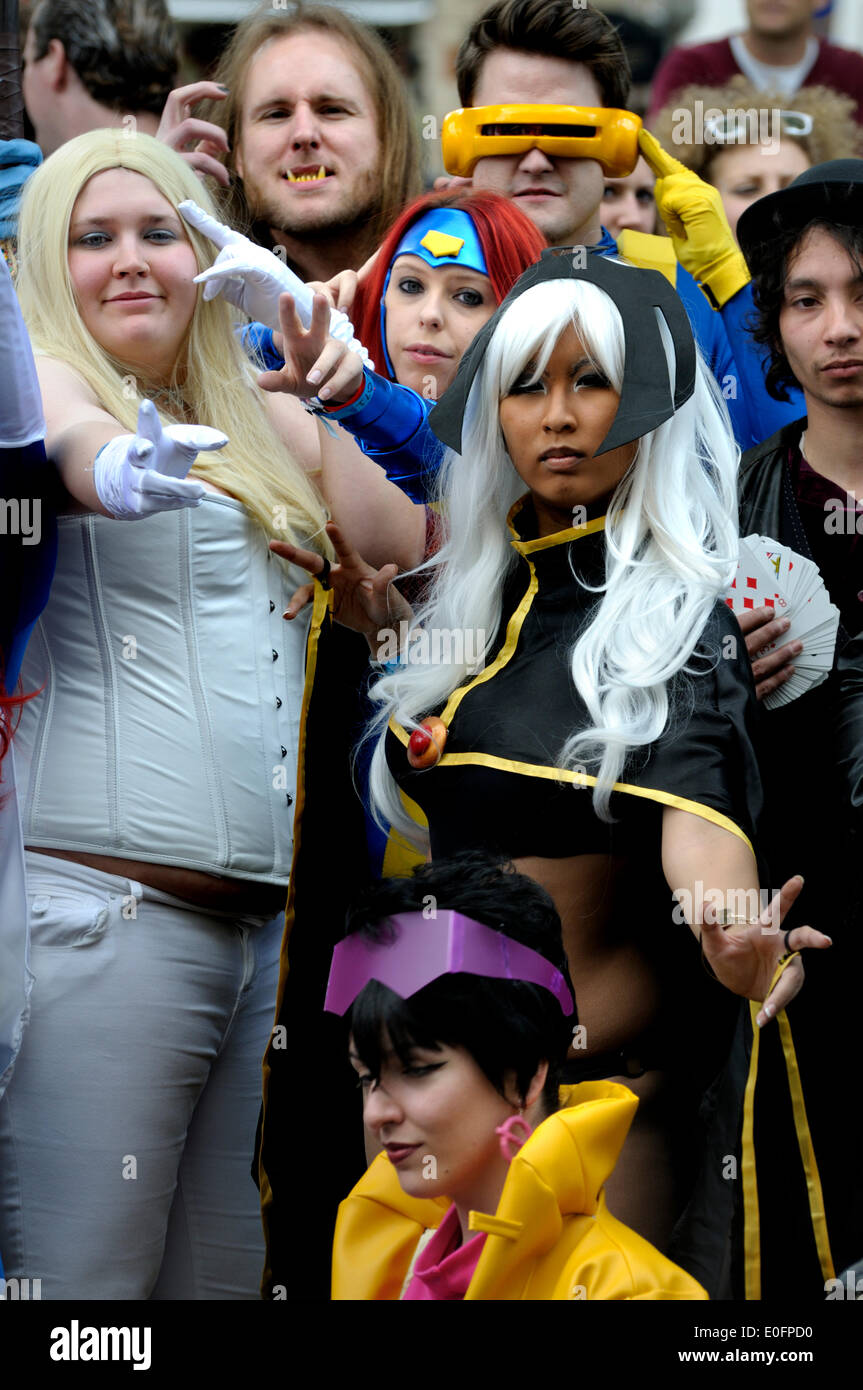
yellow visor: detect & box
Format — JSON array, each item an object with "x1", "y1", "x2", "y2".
[{"x1": 442, "y1": 104, "x2": 642, "y2": 179}]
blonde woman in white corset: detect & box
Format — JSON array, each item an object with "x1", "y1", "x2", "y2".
[{"x1": 0, "y1": 130, "x2": 423, "y2": 1300}]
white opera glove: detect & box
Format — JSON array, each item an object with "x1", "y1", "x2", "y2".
[
  {"x1": 0, "y1": 251, "x2": 45, "y2": 447},
  {"x1": 178, "y1": 199, "x2": 371, "y2": 363},
  {"x1": 93, "y1": 399, "x2": 226, "y2": 520}
]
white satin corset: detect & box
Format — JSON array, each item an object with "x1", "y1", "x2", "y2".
[{"x1": 14, "y1": 495, "x2": 313, "y2": 882}]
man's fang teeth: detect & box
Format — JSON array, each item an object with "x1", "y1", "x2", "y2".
[{"x1": 286, "y1": 166, "x2": 328, "y2": 182}]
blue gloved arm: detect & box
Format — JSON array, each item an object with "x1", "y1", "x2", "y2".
[
  {"x1": 719, "y1": 282, "x2": 806, "y2": 442},
  {"x1": 320, "y1": 369, "x2": 442, "y2": 505},
  {"x1": 237, "y1": 317, "x2": 443, "y2": 504},
  {"x1": 673, "y1": 265, "x2": 757, "y2": 450},
  {"x1": 237, "y1": 321, "x2": 287, "y2": 372}
]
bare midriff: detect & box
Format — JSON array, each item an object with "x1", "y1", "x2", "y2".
[
  {"x1": 513, "y1": 852, "x2": 691, "y2": 1249},
  {"x1": 26, "y1": 847, "x2": 288, "y2": 917},
  {"x1": 513, "y1": 852, "x2": 665, "y2": 1057}
]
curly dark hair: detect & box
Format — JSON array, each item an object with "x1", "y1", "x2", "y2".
[{"x1": 748, "y1": 219, "x2": 863, "y2": 402}]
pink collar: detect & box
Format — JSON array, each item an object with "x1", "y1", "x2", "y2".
[{"x1": 402, "y1": 1205, "x2": 487, "y2": 1301}]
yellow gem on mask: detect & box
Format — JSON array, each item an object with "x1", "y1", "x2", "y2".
[{"x1": 420, "y1": 229, "x2": 465, "y2": 259}]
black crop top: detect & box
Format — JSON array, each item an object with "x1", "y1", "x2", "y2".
[{"x1": 385, "y1": 501, "x2": 764, "y2": 863}]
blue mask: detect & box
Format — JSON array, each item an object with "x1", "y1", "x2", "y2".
[{"x1": 380, "y1": 208, "x2": 489, "y2": 377}]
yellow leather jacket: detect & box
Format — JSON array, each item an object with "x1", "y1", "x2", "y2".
[{"x1": 332, "y1": 1080, "x2": 708, "y2": 1300}]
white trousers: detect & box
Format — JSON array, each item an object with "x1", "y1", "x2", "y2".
[{"x1": 0, "y1": 853, "x2": 283, "y2": 1300}]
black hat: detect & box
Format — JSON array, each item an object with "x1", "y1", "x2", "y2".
[
  {"x1": 428, "y1": 247, "x2": 696, "y2": 457},
  {"x1": 738, "y1": 159, "x2": 863, "y2": 265}
]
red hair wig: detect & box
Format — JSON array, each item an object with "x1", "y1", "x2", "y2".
[{"x1": 355, "y1": 190, "x2": 546, "y2": 380}]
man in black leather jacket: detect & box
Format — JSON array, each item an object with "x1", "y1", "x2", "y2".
[{"x1": 729, "y1": 163, "x2": 863, "y2": 1293}]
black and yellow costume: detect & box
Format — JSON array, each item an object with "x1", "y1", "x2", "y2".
[{"x1": 387, "y1": 499, "x2": 763, "y2": 863}]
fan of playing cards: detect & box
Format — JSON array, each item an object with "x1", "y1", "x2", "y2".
[{"x1": 725, "y1": 535, "x2": 840, "y2": 710}]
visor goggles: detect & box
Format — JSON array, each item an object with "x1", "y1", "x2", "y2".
[{"x1": 442, "y1": 104, "x2": 642, "y2": 179}]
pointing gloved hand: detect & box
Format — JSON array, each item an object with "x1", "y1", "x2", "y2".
[
  {"x1": 93, "y1": 399, "x2": 226, "y2": 520},
  {"x1": 639, "y1": 128, "x2": 751, "y2": 308},
  {"x1": 178, "y1": 200, "x2": 371, "y2": 363}
]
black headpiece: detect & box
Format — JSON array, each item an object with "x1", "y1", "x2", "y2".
[
  {"x1": 428, "y1": 247, "x2": 696, "y2": 456},
  {"x1": 737, "y1": 158, "x2": 863, "y2": 264}
]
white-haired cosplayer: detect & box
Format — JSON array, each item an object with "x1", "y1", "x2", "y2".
[{"x1": 276, "y1": 252, "x2": 829, "y2": 1291}]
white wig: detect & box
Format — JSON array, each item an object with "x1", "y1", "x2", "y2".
[{"x1": 367, "y1": 272, "x2": 741, "y2": 843}]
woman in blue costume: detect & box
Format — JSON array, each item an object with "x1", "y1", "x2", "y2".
[
  {"x1": 269, "y1": 252, "x2": 832, "y2": 1297},
  {"x1": 192, "y1": 189, "x2": 546, "y2": 506}
]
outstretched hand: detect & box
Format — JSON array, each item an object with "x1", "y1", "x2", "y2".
[
  {"x1": 270, "y1": 521, "x2": 413, "y2": 648},
  {"x1": 700, "y1": 875, "x2": 831, "y2": 1026}
]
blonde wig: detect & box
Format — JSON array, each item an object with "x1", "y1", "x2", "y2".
[{"x1": 15, "y1": 128, "x2": 330, "y2": 552}]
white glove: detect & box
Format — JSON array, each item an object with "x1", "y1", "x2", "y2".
[
  {"x1": 0, "y1": 251, "x2": 45, "y2": 447},
  {"x1": 94, "y1": 399, "x2": 226, "y2": 520},
  {"x1": 178, "y1": 199, "x2": 371, "y2": 363}
]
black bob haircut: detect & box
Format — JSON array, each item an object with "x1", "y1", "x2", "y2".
[
  {"x1": 748, "y1": 219, "x2": 863, "y2": 402},
  {"x1": 345, "y1": 850, "x2": 577, "y2": 1113}
]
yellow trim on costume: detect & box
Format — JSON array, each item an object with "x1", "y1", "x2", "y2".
[
  {"x1": 420, "y1": 228, "x2": 465, "y2": 258},
  {"x1": 742, "y1": 998, "x2": 762, "y2": 1301},
  {"x1": 742, "y1": 953, "x2": 834, "y2": 1300},
  {"x1": 438, "y1": 565, "x2": 538, "y2": 726},
  {"x1": 386, "y1": 734, "x2": 754, "y2": 853},
  {"x1": 777, "y1": 1009, "x2": 835, "y2": 1284},
  {"x1": 616, "y1": 229, "x2": 679, "y2": 288},
  {"x1": 468, "y1": 1212, "x2": 523, "y2": 1239},
  {"x1": 259, "y1": 577, "x2": 332, "y2": 1292},
  {"x1": 511, "y1": 513, "x2": 607, "y2": 556},
  {"x1": 381, "y1": 790, "x2": 427, "y2": 878},
  {"x1": 437, "y1": 506, "x2": 605, "y2": 728}
]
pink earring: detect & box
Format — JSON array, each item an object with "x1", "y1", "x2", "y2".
[{"x1": 495, "y1": 1113, "x2": 532, "y2": 1162}]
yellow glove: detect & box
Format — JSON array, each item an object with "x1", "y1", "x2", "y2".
[{"x1": 639, "y1": 128, "x2": 750, "y2": 309}]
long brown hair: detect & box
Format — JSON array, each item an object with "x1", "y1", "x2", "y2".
[{"x1": 198, "y1": 2, "x2": 420, "y2": 260}]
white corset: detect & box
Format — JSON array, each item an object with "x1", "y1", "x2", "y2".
[{"x1": 14, "y1": 496, "x2": 312, "y2": 883}]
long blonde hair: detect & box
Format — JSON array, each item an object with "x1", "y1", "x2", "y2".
[{"x1": 15, "y1": 128, "x2": 329, "y2": 551}]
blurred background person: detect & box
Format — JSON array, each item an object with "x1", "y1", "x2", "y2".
[
  {"x1": 651, "y1": 76, "x2": 861, "y2": 240},
  {"x1": 22, "y1": 0, "x2": 178, "y2": 155},
  {"x1": 600, "y1": 153, "x2": 659, "y2": 239},
  {"x1": 648, "y1": 0, "x2": 863, "y2": 127}
]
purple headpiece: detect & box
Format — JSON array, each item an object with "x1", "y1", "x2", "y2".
[{"x1": 324, "y1": 909, "x2": 574, "y2": 1016}]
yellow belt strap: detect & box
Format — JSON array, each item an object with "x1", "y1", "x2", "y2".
[{"x1": 742, "y1": 954, "x2": 835, "y2": 1299}]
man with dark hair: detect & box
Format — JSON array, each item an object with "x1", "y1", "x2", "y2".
[
  {"x1": 443, "y1": 0, "x2": 763, "y2": 449},
  {"x1": 453, "y1": 0, "x2": 630, "y2": 248},
  {"x1": 648, "y1": 0, "x2": 863, "y2": 128},
  {"x1": 22, "y1": 0, "x2": 178, "y2": 155},
  {"x1": 733, "y1": 161, "x2": 863, "y2": 1291},
  {"x1": 196, "y1": 2, "x2": 420, "y2": 281}
]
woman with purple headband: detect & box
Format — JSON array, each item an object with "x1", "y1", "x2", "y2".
[{"x1": 327, "y1": 850, "x2": 707, "y2": 1301}]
